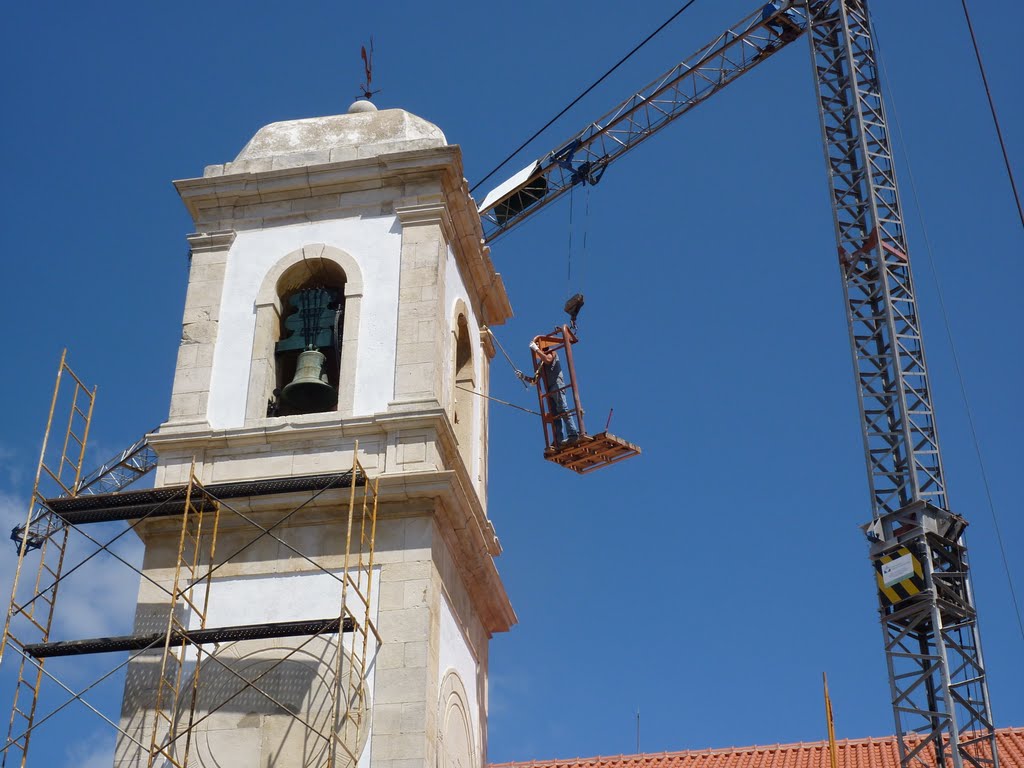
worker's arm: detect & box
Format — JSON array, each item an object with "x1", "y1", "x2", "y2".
[{"x1": 530, "y1": 338, "x2": 555, "y2": 365}]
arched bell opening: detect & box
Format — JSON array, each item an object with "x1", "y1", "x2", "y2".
[
  {"x1": 452, "y1": 313, "x2": 475, "y2": 470},
  {"x1": 270, "y1": 260, "x2": 347, "y2": 417}
]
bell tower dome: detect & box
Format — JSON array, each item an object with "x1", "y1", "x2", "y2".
[{"x1": 114, "y1": 102, "x2": 516, "y2": 768}]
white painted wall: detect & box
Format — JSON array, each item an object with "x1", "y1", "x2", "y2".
[
  {"x1": 445, "y1": 245, "x2": 484, "y2": 488},
  {"x1": 439, "y1": 592, "x2": 481, "y2": 759},
  {"x1": 207, "y1": 216, "x2": 401, "y2": 428}
]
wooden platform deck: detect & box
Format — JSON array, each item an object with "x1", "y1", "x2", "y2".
[{"x1": 544, "y1": 432, "x2": 641, "y2": 474}]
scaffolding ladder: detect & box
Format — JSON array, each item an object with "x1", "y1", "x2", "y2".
[
  {"x1": 146, "y1": 466, "x2": 220, "y2": 768},
  {"x1": 0, "y1": 351, "x2": 95, "y2": 768},
  {"x1": 3, "y1": 432, "x2": 380, "y2": 766}
]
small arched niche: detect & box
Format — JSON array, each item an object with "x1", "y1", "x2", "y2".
[
  {"x1": 452, "y1": 312, "x2": 476, "y2": 470},
  {"x1": 246, "y1": 244, "x2": 364, "y2": 423}
]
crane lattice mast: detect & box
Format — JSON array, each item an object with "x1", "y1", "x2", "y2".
[
  {"x1": 478, "y1": 2, "x2": 1000, "y2": 766},
  {"x1": 808, "y1": 2, "x2": 997, "y2": 767}
]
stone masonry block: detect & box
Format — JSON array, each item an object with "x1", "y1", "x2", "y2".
[
  {"x1": 181, "y1": 320, "x2": 218, "y2": 344},
  {"x1": 395, "y1": 342, "x2": 436, "y2": 366},
  {"x1": 376, "y1": 641, "x2": 405, "y2": 671},
  {"x1": 373, "y1": 666, "x2": 429, "y2": 706},
  {"x1": 378, "y1": 581, "x2": 405, "y2": 611},
  {"x1": 402, "y1": 580, "x2": 429, "y2": 609},
  {"x1": 372, "y1": 702, "x2": 403, "y2": 735},
  {"x1": 385, "y1": 561, "x2": 432, "y2": 581},
  {"x1": 395, "y1": 363, "x2": 434, "y2": 396},
  {"x1": 182, "y1": 305, "x2": 216, "y2": 325},
  {"x1": 189, "y1": 262, "x2": 226, "y2": 283},
  {"x1": 195, "y1": 343, "x2": 216, "y2": 368},
  {"x1": 401, "y1": 701, "x2": 427, "y2": 732},
  {"x1": 372, "y1": 733, "x2": 427, "y2": 761},
  {"x1": 171, "y1": 366, "x2": 213, "y2": 395},
  {"x1": 175, "y1": 343, "x2": 198, "y2": 370},
  {"x1": 184, "y1": 279, "x2": 223, "y2": 310},
  {"x1": 403, "y1": 641, "x2": 427, "y2": 669},
  {"x1": 377, "y1": 606, "x2": 430, "y2": 643}
]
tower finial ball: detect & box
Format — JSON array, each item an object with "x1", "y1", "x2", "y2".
[{"x1": 348, "y1": 100, "x2": 378, "y2": 114}]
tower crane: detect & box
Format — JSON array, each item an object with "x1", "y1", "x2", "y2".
[{"x1": 477, "y1": 2, "x2": 999, "y2": 768}]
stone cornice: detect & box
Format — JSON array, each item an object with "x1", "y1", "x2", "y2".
[
  {"x1": 175, "y1": 147, "x2": 457, "y2": 223},
  {"x1": 394, "y1": 201, "x2": 458, "y2": 249},
  {"x1": 174, "y1": 145, "x2": 512, "y2": 327},
  {"x1": 442, "y1": 173, "x2": 513, "y2": 328},
  {"x1": 186, "y1": 230, "x2": 236, "y2": 253},
  {"x1": 131, "y1": 469, "x2": 517, "y2": 635},
  {"x1": 145, "y1": 408, "x2": 514, "y2": 634},
  {"x1": 375, "y1": 471, "x2": 516, "y2": 635},
  {"x1": 395, "y1": 201, "x2": 448, "y2": 228}
]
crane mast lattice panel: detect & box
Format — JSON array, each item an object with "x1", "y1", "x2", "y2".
[{"x1": 808, "y1": 2, "x2": 997, "y2": 767}]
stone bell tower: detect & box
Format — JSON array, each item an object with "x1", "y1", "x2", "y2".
[{"x1": 114, "y1": 100, "x2": 516, "y2": 768}]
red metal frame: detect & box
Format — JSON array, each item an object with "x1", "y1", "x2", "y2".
[{"x1": 531, "y1": 325, "x2": 586, "y2": 451}]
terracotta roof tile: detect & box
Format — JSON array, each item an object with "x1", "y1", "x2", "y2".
[{"x1": 491, "y1": 727, "x2": 1024, "y2": 768}]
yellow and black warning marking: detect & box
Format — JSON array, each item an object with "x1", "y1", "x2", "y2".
[{"x1": 874, "y1": 546, "x2": 926, "y2": 606}]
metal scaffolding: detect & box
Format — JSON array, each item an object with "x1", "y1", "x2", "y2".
[
  {"x1": 1, "y1": 356, "x2": 381, "y2": 768},
  {"x1": 1, "y1": 351, "x2": 94, "y2": 768}
]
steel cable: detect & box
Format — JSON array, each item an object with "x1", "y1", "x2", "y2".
[
  {"x1": 957, "y1": 0, "x2": 1024, "y2": 232},
  {"x1": 874, "y1": 19, "x2": 1024, "y2": 643},
  {"x1": 471, "y1": 0, "x2": 703, "y2": 194}
]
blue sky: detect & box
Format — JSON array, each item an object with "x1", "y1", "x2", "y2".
[{"x1": 1, "y1": 1, "x2": 1021, "y2": 766}]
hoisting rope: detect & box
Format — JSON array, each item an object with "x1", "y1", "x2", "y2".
[
  {"x1": 958, "y1": 0, "x2": 1024, "y2": 231},
  {"x1": 566, "y1": 185, "x2": 591, "y2": 302},
  {"x1": 567, "y1": 186, "x2": 575, "y2": 298},
  {"x1": 470, "y1": 0, "x2": 704, "y2": 194},
  {"x1": 455, "y1": 385, "x2": 540, "y2": 417},
  {"x1": 484, "y1": 327, "x2": 543, "y2": 387}
]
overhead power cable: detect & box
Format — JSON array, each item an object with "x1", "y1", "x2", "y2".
[
  {"x1": 470, "y1": 0, "x2": 702, "y2": 194},
  {"x1": 958, "y1": 0, "x2": 1024, "y2": 231}
]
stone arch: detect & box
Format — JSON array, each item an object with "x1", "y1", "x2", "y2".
[
  {"x1": 438, "y1": 670, "x2": 476, "y2": 768},
  {"x1": 172, "y1": 640, "x2": 371, "y2": 768},
  {"x1": 246, "y1": 243, "x2": 364, "y2": 422},
  {"x1": 450, "y1": 300, "x2": 476, "y2": 472}
]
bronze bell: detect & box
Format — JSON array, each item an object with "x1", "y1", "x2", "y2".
[{"x1": 281, "y1": 349, "x2": 337, "y2": 412}]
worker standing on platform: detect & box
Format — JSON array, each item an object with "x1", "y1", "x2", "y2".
[{"x1": 530, "y1": 337, "x2": 580, "y2": 449}]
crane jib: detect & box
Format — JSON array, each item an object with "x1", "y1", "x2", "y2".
[{"x1": 477, "y1": 2, "x2": 809, "y2": 242}]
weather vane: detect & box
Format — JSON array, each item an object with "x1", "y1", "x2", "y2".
[{"x1": 358, "y1": 38, "x2": 381, "y2": 101}]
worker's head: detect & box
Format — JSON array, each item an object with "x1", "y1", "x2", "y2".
[{"x1": 531, "y1": 336, "x2": 556, "y2": 362}]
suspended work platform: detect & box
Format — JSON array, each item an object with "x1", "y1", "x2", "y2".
[
  {"x1": 532, "y1": 324, "x2": 641, "y2": 473},
  {"x1": 544, "y1": 432, "x2": 640, "y2": 474}
]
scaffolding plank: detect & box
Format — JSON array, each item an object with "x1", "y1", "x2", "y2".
[
  {"x1": 46, "y1": 471, "x2": 362, "y2": 525},
  {"x1": 23, "y1": 616, "x2": 356, "y2": 658}
]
